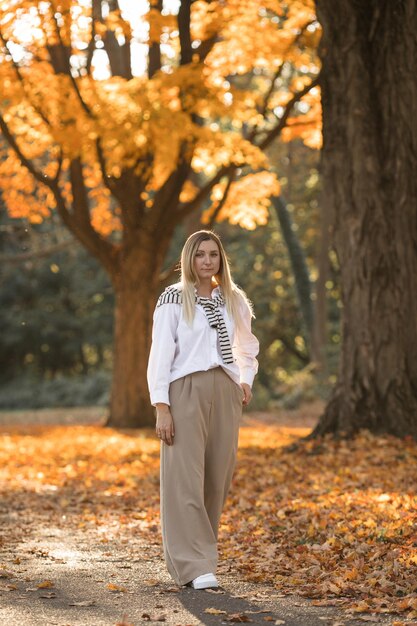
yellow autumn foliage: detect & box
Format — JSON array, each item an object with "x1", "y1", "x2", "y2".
[
  {"x1": 203, "y1": 172, "x2": 281, "y2": 230},
  {"x1": 0, "y1": 0, "x2": 321, "y2": 235}
]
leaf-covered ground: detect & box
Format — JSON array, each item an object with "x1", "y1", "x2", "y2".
[{"x1": 0, "y1": 407, "x2": 416, "y2": 624}]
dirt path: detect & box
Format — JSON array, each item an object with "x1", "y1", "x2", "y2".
[
  {"x1": 0, "y1": 522, "x2": 396, "y2": 626},
  {"x1": 0, "y1": 405, "x2": 398, "y2": 625}
]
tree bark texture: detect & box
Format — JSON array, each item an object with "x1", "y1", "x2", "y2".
[
  {"x1": 311, "y1": 186, "x2": 331, "y2": 370},
  {"x1": 106, "y1": 230, "x2": 172, "y2": 428},
  {"x1": 313, "y1": 0, "x2": 417, "y2": 437}
]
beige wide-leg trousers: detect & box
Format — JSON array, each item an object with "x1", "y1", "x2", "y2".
[{"x1": 160, "y1": 366, "x2": 243, "y2": 586}]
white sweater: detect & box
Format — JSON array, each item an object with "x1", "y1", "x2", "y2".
[{"x1": 147, "y1": 285, "x2": 259, "y2": 406}]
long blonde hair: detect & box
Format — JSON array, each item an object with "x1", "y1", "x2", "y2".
[{"x1": 179, "y1": 230, "x2": 254, "y2": 327}]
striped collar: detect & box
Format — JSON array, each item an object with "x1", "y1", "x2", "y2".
[
  {"x1": 194, "y1": 285, "x2": 221, "y2": 299},
  {"x1": 156, "y1": 284, "x2": 233, "y2": 364}
]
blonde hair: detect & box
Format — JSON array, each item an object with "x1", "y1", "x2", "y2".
[{"x1": 179, "y1": 230, "x2": 254, "y2": 327}]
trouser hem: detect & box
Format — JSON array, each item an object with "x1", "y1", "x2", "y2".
[{"x1": 170, "y1": 558, "x2": 218, "y2": 587}]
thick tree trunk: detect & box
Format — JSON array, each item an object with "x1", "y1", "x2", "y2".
[
  {"x1": 313, "y1": 0, "x2": 417, "y2": 437},
  {"x1": 106, "y1": 231, "x2": 171, "y2": 428},
  {"x1": 107, "y1": 281, "x2": 155, "y2": 428}
]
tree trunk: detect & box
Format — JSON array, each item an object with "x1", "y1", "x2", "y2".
[
  {"x1": 312, "y1": 0, "x2": 417, "y2": 437},
  {"x1": 107, "y1": 282, "x2": 155, "y2": 428},
  {"x1": 273, "y1": 195, "x2": 314, "y2": 356},
  {"x1": 106, "y1": 232, "x2": 171, "y2": 428},
  {"x1": 311, "y1": 187, "x2": 331, "y2": 370}
]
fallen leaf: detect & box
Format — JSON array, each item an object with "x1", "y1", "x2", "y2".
[
  {"x1": 2, "y1": 421, "x2": 417, "y2": 620},
  {"x1": 226, "y1": 613, "x2": 253, "y2": 622},
  {"x1": 37, "y1": 580, "x2": 54, "y2": 588},
  {"x1": 116, "y1": 618, "x2": 134, "y2": 626},
  {"x1": 107, "y1": 583, "x2": 126, "y2": 592},
  {"x1": 204, "y1": 607, "x2": 227, "y2": 615},
  {"x1": 351, "y1": 601, "x2": 371, "y2": 613}
]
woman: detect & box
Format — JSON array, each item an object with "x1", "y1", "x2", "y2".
[{"x1": 147, "y1": 230, "x2": 259, "y2": 590}]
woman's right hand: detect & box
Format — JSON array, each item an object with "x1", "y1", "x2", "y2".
[{"x1": 155, "y1": 404, "x2": 175, "y2": 446}]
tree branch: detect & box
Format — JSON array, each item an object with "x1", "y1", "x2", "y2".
[
  {"x1": 0, "y1": 113, "x2": 54, "y2": 186},
  {"x1": 86, "y1": 0, "x2": 100, "y2": 75},
  {"x1": 178, "y1": 0, "x2": 192, "y2": 65},
  {"x1": 54, "y1": 151, "x2": 64, "y2": 184},
  {"x1": 257, "y1": 75, "x2": 320, "y2": 151},
  {"x1": 195, "y1": 35, "x2": 217, "y2": 62},
  {"x1": 96, "y1": 139, "x2": 116, "y2": 195},
  {"x1": 68, "y1": 157, "x2": 118, "y2": 260},
  {"x1": 148, "y1": 0, "x2": 163, "y2": 78},
  {"x1": 151, "y1": 155, "x2": 193, "y2": 235},
  {"x1": 175, "y1": 71, "x2": 318, "y2": 227},
  {"x1": 51, "y1": 14, "x2": 95, "y2": 118},
  {"x1": 0, "y1": 110, "x2": 89, "y2": 262},
  {"x1": 205, "y1": 170, "x2": 236, "y2": 229},
  {"x1": 0, "y1": 113, "x2": 117, "y2": 275},
  {"x1": 177, "y1": 164, "x2": 236, "y2": 219},
  {"x1": 96, "y1": 138, "x2": 150, "y2": 234},
  {"x1": 261, "y1": 20, "x2": 316, "y2": 119},
  {"x1": 248, "y1": 20, "x2": 317, "y2": 142},
  {"x1": 258, "y1": 63, "x2": 286, "y2": 121},
  {"x1": 277, "y1": 333, "x2": 310, "y2": 364},
  {"x1": 50, "y1": 173, "x2": 119, "y2": 277},
  {"x1": 69, "y1": 157, "x2": 94, "y2": 229},
  {"x1": 0, "y1": 31, "x2": 52, "y2": 128}
]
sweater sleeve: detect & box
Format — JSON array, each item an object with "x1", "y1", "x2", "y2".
[
  {"x1": 147, "y1": 303, "x2": 180, "y2": 406},
  {"x1": 233, "y1": 296, "x2": 259, "y2": 387}
]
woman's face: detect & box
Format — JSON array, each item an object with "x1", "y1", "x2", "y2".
[{"x1": 194, "y1": 239, "x2": 221, "y2": 282}]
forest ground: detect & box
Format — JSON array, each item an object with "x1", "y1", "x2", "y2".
[{"x1": 0, "y1": 404, "x2": 414, "y2": 626}]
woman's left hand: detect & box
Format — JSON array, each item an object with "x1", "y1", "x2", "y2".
[{"x1": 240, "y1": 383, "x2": 252, "y2": 406}]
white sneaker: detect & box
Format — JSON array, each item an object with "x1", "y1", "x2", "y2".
[{"x1": 191, "y1": 573, "x2": 218, "y2": 589}]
